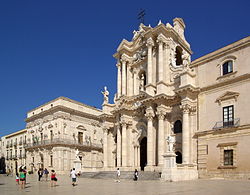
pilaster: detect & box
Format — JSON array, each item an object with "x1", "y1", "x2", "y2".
[
  {"x1": 145, "y1": 106, "x2": 155, "y2": 168},
  {"x1": 146, "y1": 37, "x2": 155, "y2": 96}
]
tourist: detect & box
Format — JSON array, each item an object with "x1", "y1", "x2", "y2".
[
  {"x1": 19, "y1": 169, "x2": 26, "y2": 189},
  {"x1": 38, "y1": 168, "x2": 43, "y2": 181},
  {"x1": 116, "y1": 168, "x2": 120, "y2": 182},
  {"x1": 50, "y1": 170, "x2": 57, "y2": 187},
  {"x1": 15, "y1": 172, "x2": 19, "y2": 185},
  {"x1": 70, "y1": 168, "x2": 77, "y2": 186},
  {"x1": 44, "y1": 168, "x2": 49, "y2": 181},
  {"x1": 133, "y1": 169, "x2": 138, "y2": 181}
]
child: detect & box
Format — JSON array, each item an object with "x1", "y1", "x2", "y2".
[{"x1": 15, "y1": 173, "x2": 19, "y2": 185}]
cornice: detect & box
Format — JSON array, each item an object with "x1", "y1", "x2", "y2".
[
  {"x1": 27, "y1": 96, "x2": 102, "y2": 114},
  {"x1": 191, "y1": 36, "x2": 250, "y2": 67},
  {"x1": 26, "y1": 105, "x2": 101, "y2": 123},
  {"x1": 200, "y1": 73, "x2": 250, "y2": 92},
  {"x1": 194, "y1": 124, "x2": 250, "y2": 138},
  {"x1": 5, "y1": 129, "x2": 27, "y2": 138}
]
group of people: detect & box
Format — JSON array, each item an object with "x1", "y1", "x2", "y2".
[
  {"x1": 116, "y1": 168, "x2": 139, "y2": 182},
  {"x1": 37, "y1": 168, "x2": 57, "y2": 187},
  {"x1": 15, "y1": 167, "x2": 139, "y2": 189},
  {"x1": 15, "y1": 167, "x2": 27, "y2": 189}
]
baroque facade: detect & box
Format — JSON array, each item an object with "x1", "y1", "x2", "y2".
[{"x1": 1, "y1": 18, "x2": 249, "y2": 179}]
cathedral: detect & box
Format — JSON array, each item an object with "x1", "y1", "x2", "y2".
[{"x1": 1, "y1": 18, "x2": 250, "y2": 180}]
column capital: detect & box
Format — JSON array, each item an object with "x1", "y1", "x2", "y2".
[
  {"x1": 146, "y1": 37, "x2": 154, "y2": 47},
  {"x1": 116, "y1": 63, "x2": 121, "y2": 68},
  {"x1": 190, "y1": 106, "x2": 197, "y2": 115},
  {"x1": 156, "y1": 105, "x2": 170, "y2": 120},
  {"x1": 180, "y1": 103, "x2": 191, "y2": 114},
  {"x1": 120, "y1": 54, "x2": 130, "y2": 63},
  {"x1": 145, "y1": 106, "x2": 155, "y2": 121},
  {"x1": 157, "y1": 33, "x2": 167, "y2": 44}
]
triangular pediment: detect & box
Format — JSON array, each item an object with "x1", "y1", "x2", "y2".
[{"x1": 215, "y1": 91, "x2": 239, "y2": 104}]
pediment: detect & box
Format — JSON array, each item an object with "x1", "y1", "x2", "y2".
[
  {"x1": 116, "y1": 39, "x2": 131, "y2": 52},
  {"x1": 215, "y1": 91, "x2": 239, "y2": 104},
  {"x1": 76, "y1": 125, "x2": 86, "y2": 131}
]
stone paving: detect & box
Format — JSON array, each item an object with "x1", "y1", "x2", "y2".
[{"x1": 1, "y1": 174, "x2": 250, "y2": 195}]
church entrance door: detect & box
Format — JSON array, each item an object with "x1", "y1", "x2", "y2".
[{"x1": 140, "y1": 137, "x2": 147, "y2": 171}]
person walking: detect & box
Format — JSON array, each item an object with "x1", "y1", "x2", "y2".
[
  {"x1": 44, "y1": 168, "x2": 49, "y2": 181},
  {"x1": 133, "y1": 169, "x2": 138, "y2": 181},
  {"x1": 50, "y1": 170, "x2": 57, "y2": 187},
  {"x1": 15, "y1": 173, "x2": 19, "y2": 185},
  {"x1": 38, "y1": 168, "x2": 43, "y2": 181},
  {"x1": 19, "y1": 169, "x2": 26, "y2": 189},
  {"x1": 70, "y1": 168, "x2": 77, "y2": 186},
  {"x1": 116, "y1": 168, "x2": 120, "y2": 182}
]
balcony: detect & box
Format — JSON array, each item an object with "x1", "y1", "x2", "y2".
[
  {"x1": 6, "y1": 144, "x2": 9, "y2": 148},
  {"x1": 10, "y1": 143, "x2": 13, "y2": 147},
  {"x1": 13, "y1": 142, "x2": 17, "y2": 147},
  {"x1": 19, "y1": 140, "x2": 23, "y2": 145},
  {"x1": 213, "y1": 118, "x2": 240, "y2": 129},
  {"x1": 19, "y1": 154, "x2": 26, "y2": 159},
  {"x1": 24, "y1": 138, "x2": 102, "y2": 151}
]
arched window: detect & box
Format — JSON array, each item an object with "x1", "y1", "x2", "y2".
[
  {"x1": 174, "y1": 120, "x2": 182, "y2": 134},
  {"x1": 222, "y1": 60, "x2": 233, "y2": 75},
  {"x1": 175, "y1": 46, "x2": 183, "y2": 66}
]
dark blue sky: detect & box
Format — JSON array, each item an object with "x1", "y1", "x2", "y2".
[{"x1": 0, "y1": 0, "x2": 249, "y2": 136}]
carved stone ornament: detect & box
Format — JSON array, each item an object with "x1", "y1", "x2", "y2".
[
  {"x1": 145, "y1": 107, "x2": 155, "y2": 120},
  {"x1": 133, "y1": 48, "x2": 147, "y2": 64}
]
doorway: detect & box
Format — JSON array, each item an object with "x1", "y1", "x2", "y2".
[{"x1": 140, "y1": 137, "x2": 147, "y2": 171}]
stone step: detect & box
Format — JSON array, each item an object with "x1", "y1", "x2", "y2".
[{"x1": 80, "y1": 171, "x2": 161, "y2": 180}]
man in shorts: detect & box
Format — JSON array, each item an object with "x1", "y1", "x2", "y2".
[{"x1": 70, "y1": 168, "x2": 77, "y2": 186}]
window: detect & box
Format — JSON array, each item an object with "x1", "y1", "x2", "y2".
[
  {"x1": 223, "y1": 105, "x2": 234, "y2": 127},
  {"x1": 174, "y1": 120, "x2": 182, "y2": 133},
  {"x1": 175, "y1": 46, "x2": 183, "y2": 66},
  {"x1": 50, "y1": 155, "x2": 53, "y2": 166},
  {"x1": 224, "y1": 150, "x2": 233, "y2": 166},
  {"x1": 222, "y1": 60, "x2": 233, "y2": 75},
  {"x1": 78, "y1": 132, "x2": 83, "y2": 144}
]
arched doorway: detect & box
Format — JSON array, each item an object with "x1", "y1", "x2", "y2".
[
  {"x1": 140, "y1": 137, "x2": 147, "y2": 171},
  {"x1": 176, "y1": 151, "x2": 182, "y2": 164}
]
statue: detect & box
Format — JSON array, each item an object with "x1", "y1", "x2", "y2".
[
  {"x1": 101, "y1": 86, "x2": 109, "y2": 104},
  {"x1": 166, "y1": 135, "x2": 176, "y2": 153},
  {"x1": 182, "y1": 51, "x2": 190, "y2": 67},
  {"x1": 139, "y1": 74, "x2": 145, "y2": 91}
]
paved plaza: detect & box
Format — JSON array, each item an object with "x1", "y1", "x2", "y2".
[{"x1": 0, "y1": 175, "x2": 250, "y2": 195}]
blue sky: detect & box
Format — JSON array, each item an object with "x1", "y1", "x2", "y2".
[{"x1": 0, "y1": 0, "x2": 249, "y2": 137}]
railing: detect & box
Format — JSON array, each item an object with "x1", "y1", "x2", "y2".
[
  {"x1": 24, "y1": 138, "x2": 102, "y2": 150},
  {"x1": 14, "y1": 142, "x2": 17, "y2": 146},
  {"x1": 19, "y1": 141, "x2": 23, "y2": 145},
  {"x1": 19, "y1": 154, "x2": 26, "y2": 159},
  {"x1": 213, "y1": 118, "x2": 240, "y2": 129}
]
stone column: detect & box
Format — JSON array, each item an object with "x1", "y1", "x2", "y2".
[
  {"x1": 121, "y1": 121, "x2": 127, "y2": 167},
  {"x1": 103, "y1": 127, "x2": 108, "y2": 168},
  {"x1": 156, "y1": 105, "x2": 167, "y2": 166},
  {"x1": 133, "y1": 69, "x2": 138, "y2": 95},
  {"x1": 127, "y1": 67, "x2": 133, "y2": 96},
  {"x1": 137, "y1": 146, "x2": 140, "y2": 167},
  {"x1": 157, "y1": 37, "x2": 164, "y2": 82},
  {"x1": 145, "y1": 106, "x2": 155, "y2": 167},
  {"x1": 181, "y1": 104, "x2": 190, "y2": 164},
  {"x1": 146, "y1": 38, "x2": 155, "y2": 95},
  {"x1": 116, "y1": 124, "x2": 121, "y2": 167},
  {"x1": 117, "y1": 63, "x2": 122, "y2": 98},
  {"x1": 147, "y1": 38, "x2": 154, "y2": 84},
  {"x1": 121, "y1": 55, "x2": 127, "y2": 96},
  {"x1": 190, "y1": 106, "x2": 197, "y2": 164}
]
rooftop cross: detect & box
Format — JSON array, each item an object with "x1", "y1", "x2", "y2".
[{"x1": 137, "y1": 9, "x2": 145, "y2": 24}]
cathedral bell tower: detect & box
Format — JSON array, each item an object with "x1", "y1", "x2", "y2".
[{"x1": 113, "y1": 18, "x2": 193, "y2": 99}]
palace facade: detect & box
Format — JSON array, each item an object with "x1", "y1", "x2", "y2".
[{"x1": 1, "y1": 18, "x2": 250, "y2": 179}]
